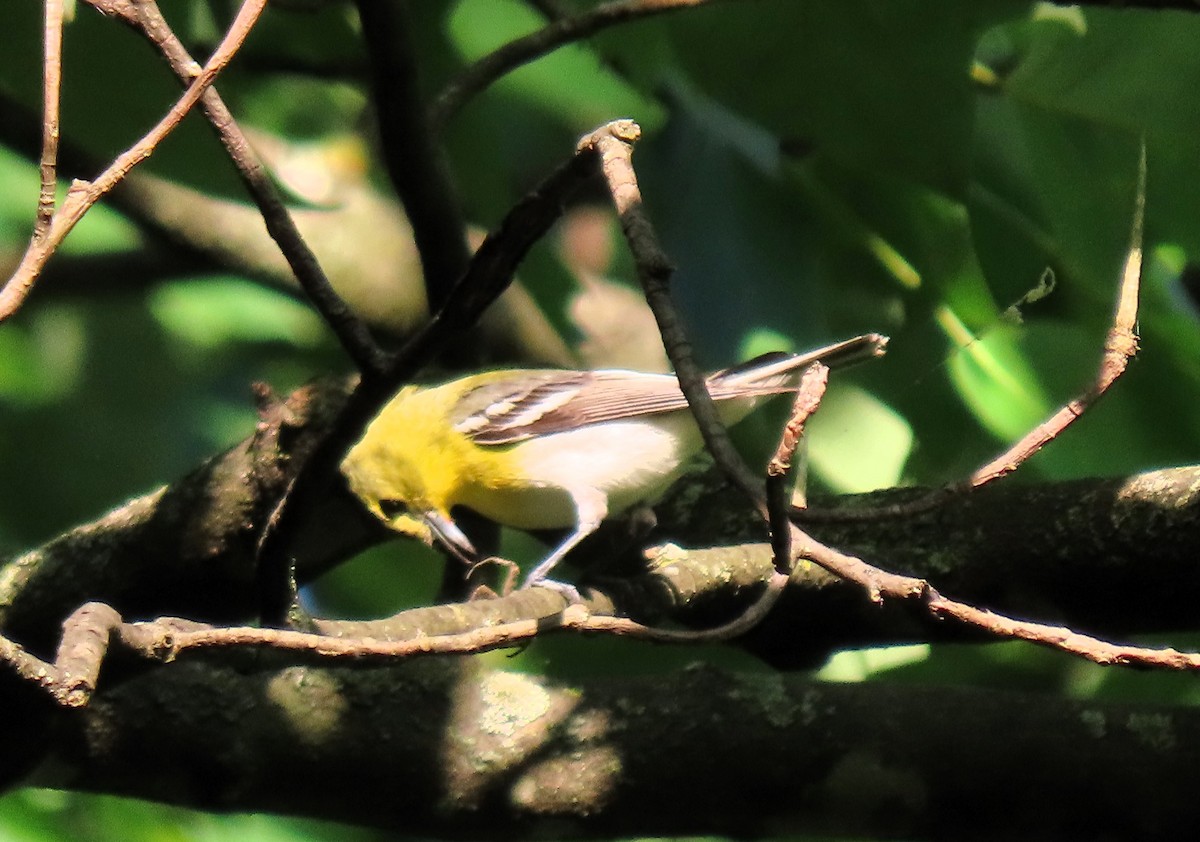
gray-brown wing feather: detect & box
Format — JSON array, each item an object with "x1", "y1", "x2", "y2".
[
  {"x1": 454, "y1": 338, "x2": 889, "y2": 445},
  {"x1": 454, "y1": 368, "x2": 795, "y2": 446}
]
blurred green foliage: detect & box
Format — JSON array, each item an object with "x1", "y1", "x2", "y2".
[
  {"x1": 3, "y1": 0, "x2": 1200, "y2": 837},
  {"x1": 0, "y1": 789, "x2": 378, "y2": 842}
]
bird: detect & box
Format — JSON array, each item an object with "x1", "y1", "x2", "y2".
[{"x1": 340, "y1": 333, "x2": 887, "y2": 596}]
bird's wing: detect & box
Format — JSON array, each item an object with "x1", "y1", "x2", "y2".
[
  {"x1": 452, "y1": 367, "x2": 794, "y2": 445},
  {"x1": 451, "y1": 337, "x2": 888, "y2": 445}
]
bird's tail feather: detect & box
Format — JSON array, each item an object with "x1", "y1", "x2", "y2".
[{"x1": 710, "y1": 333, "x2": 888, "y2": 389}]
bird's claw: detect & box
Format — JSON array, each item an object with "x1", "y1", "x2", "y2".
[{"x1": 523, "y1": 577, "x2": 583, "y2": 604}]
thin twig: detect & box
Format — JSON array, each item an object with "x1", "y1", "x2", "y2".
[
  {"x1": 355, "y1": 0, "x2": 472, "y2": 314},
  {"x1": 964, "y1": 143, "x2": 1145, "y2": 489},
  {"x1": 0, "y1": 0, "x2": 267, "y2": 322},
  {"x1": 0, "y1": 632, "x2": 62, "y2": 697},
  {"x1": 0, "y1": 602, "x2": 122, "y2": 707},
  {"x1": 766, "y1": 363, "x2": 828, "y2": 572},
  {"x1": 767, "y1": 364, "x2": 829, "y2": 479},
  {"x1": 585, "y1": 120, "x2": 766, "y2": 509},
  {"x1": 183, "y1": 567, "x2": 790, "y2": 665},
  {"x1": 35, "y1": 0, "x2": 64, "y2": 240},
  {"x1": 786, "y1": 145, "x2": 1158, "y2": 664},
  {"x1": 792, "y1": 525, "x2": 1200, "y2": 671},
  {"x1": 88, "y1": 0, "x2": 387, "y2": 376},
  {"x1": 10, "y1": 579, "x2": 799, "y2": 708},
  {"x1": 799, "y1": 141, "x2": 1147, "y2": 523},
  {"x1": 429, "y1": 0, "x2": 708, "y2": 134},
  {"x1": 139, "y1": 580, "x2": 796, "y2": 662}
]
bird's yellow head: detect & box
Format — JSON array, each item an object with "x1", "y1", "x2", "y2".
[{"x1": 340, "y1": 384, "x2": 478, "y2": 558}]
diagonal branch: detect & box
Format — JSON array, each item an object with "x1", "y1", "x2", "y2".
[
  {"x1": 584, "y1": 119, "x2": 767, "y2": 508},
  {"x1": 800, "y1": 141, "x2": 1147, "y2": 523},
  {"x1": 429, "y1": 0, "x2": 710, "y2": 134},
  {"x1": 780, "y1": 146, "x2": 1161, "y2": 665},
  {"x1": 34, "y1": 0, "x2": 65, "y2": 240},
  {"x1": 960, "y1": 141, "x2": 1145, "y2": 491},
  {"x1": 93, "y1": 0, "x2": 388, "y2": 376},
  {"x1": 0, "y1": 0, "x2": 267, "y2": 323}
]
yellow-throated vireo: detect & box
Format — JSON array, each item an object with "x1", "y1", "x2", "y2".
[{"x1": 341, "y1": 333, "x2": 887, "y2": 595}]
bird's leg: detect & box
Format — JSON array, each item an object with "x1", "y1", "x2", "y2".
[{"x1": 520, "y1": 489, "x2": 607, "y2": 602}]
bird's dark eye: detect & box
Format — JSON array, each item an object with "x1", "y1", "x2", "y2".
[{"x1": 379, "y1": 498, "x2": 408, "y2": 519}]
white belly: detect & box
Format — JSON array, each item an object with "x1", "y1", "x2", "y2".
[{"x1": 460, "y1": 416, "x2": 702, "y2": 530}]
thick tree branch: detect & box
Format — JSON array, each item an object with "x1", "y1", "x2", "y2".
[
  {"x1": 3, "y1": 372, "x2": 1198, "y2": 665},
  {"x1": 17, "y1": 655, "x2": 1200, "y2": 839}
]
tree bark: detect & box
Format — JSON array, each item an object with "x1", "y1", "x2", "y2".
[
  {"x1": 23, "y1": 654, "x2": 1199, "y2": 840},
  {"x1": 3, "y1": 382, "x2": 1199, "y2": 838}
]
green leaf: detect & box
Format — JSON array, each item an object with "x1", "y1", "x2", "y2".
[
  {"x1": 819, "y1": 644, "x2": 932, "y2": 682},
  {"x1": 596, "y1": 0, "x2": 1023, "y2": 194},
  {"x1": 0, "y1": 305, "x2": 86, "y2": 407},
  {"x1": 446, "y1": 0, "x2": 663, "y2": 132},
  {"x1": 148, "y1": 277, "x2": 326, "y2": 349},
  {"x1": 807, "y1": 382, "x2": 913, "y2": 493},
  {"x1": 942, "y1": 313, "x2": 1051, "y2": 443},
  {"x1": 1004, "y1": 6, "x2": 1200, "y2": 137}
]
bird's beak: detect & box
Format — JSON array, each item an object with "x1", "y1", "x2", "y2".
[{"x1": 422, "y1": 510, "x2": 477, "y2": 560}]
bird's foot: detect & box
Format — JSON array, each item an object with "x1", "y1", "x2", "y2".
[{"x1": 523, "y1": 576, "x2": 583, "y2": 604}]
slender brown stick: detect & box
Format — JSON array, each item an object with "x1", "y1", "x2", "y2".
[
  {"x1": 767, "y1": 365, "x2": 829, "y2": 479},
  {"x1": 0, "y1": 0, "x2": 267, "y2": 322},
  {"x1": 785, "y1": 146, "x2": 1161, "y2": 664},
  {"x1": 800, "y1": 142, "x2": 1147, "y2": 523},
  {"x1": 766, "y1": 363, "x2": 828, "y2": 572},
  {"x1": 964, "y1": 143, "x2": 1144, "y2": 489},
  {"x1": 34, "y1": 0, "x2": 64, "y2": 240},
  {"x1": 135, "y1": 580, "x2": 799, "y2": 664},
  {"x1": 759, "y1": 144, "x2": 1157, "y2": 667},
  {"x1": 429, "y1": 0, "x2": 709, "y2": 134},
  {"x1": 13, "y1": 579, "x2": 798, "y2": 708},
  {"x1": 585, "y1": 120, "x2": 766, "y2": 507},
  {"x1": 0, "y1": 602, "x2": 123, "y2": 707},
  {"x1": 792, "y1": 525, "x2": 1200, "y2": 671},
  {"x1": 92, "y1": 0, "x2": 387, "y2": 376}
]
